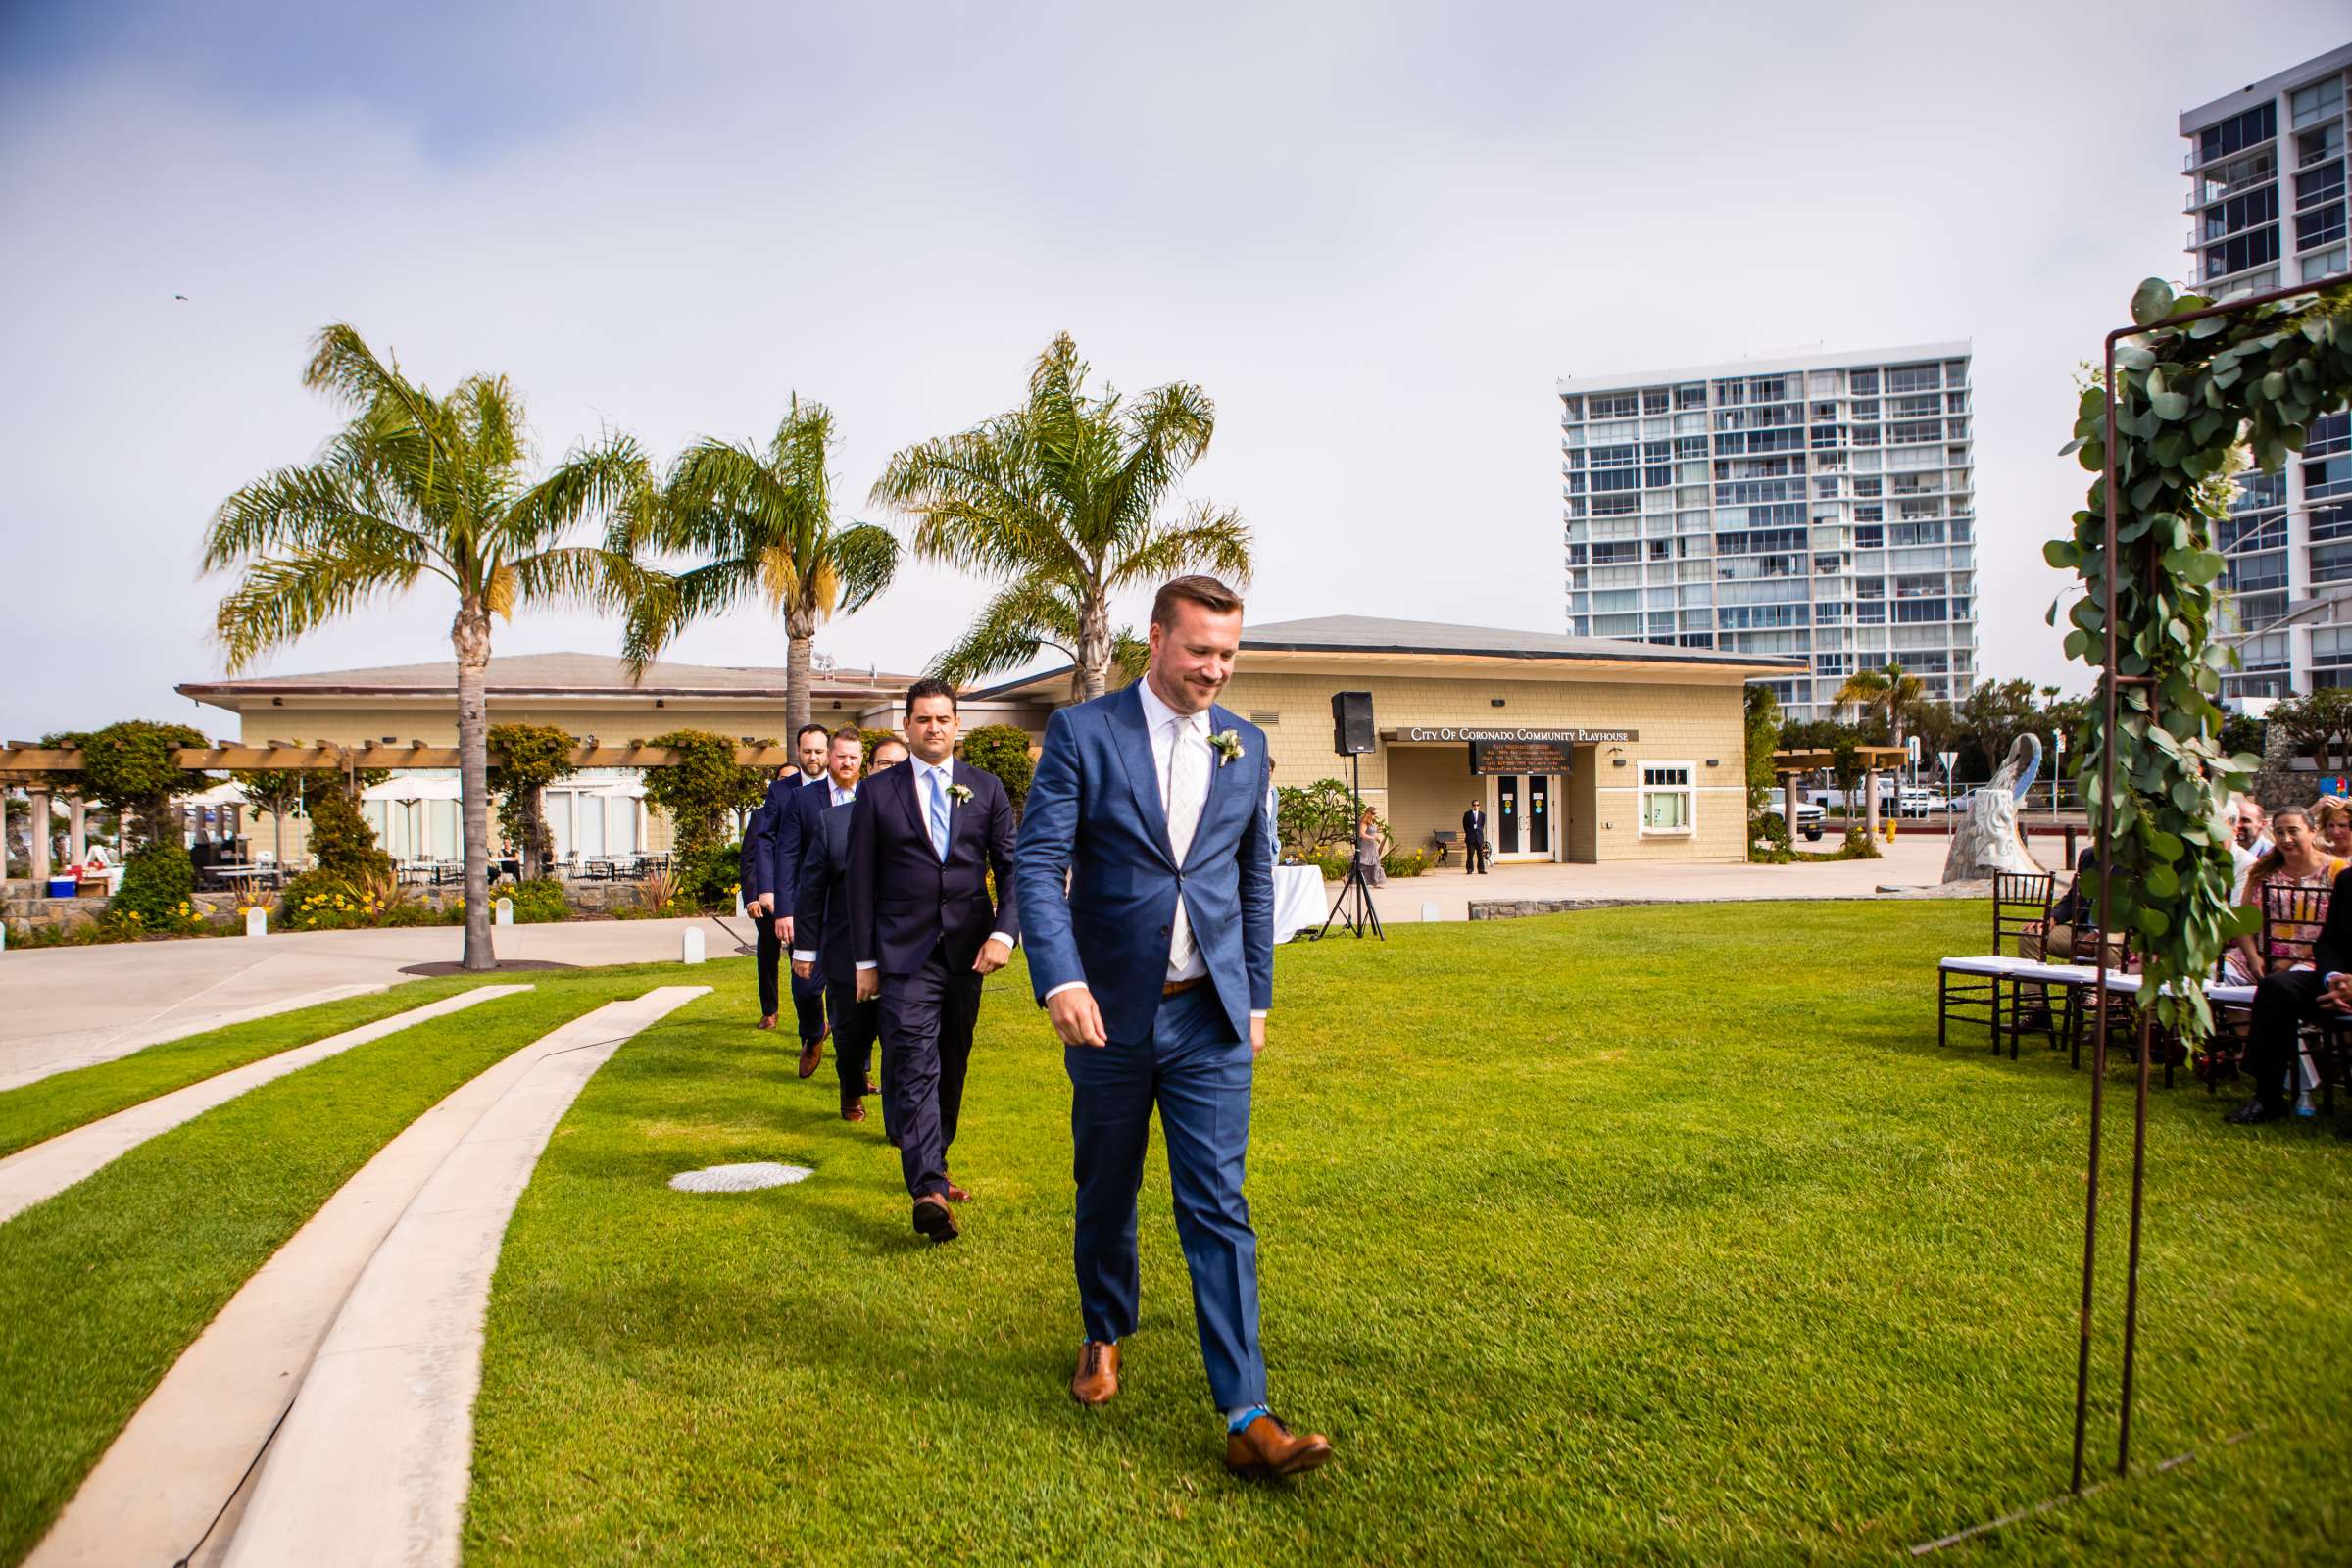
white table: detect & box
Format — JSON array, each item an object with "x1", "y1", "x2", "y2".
[{"x1": 1273, "y1": 865, "x2": 1329, "y2": 939}]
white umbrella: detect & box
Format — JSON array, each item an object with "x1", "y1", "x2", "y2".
[{"x1": 360, "y1": 775, "x2": 465, "y2": 803}]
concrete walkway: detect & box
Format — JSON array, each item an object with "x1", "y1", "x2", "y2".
[
  {"x1": 1361, "y1": 836, "x2": 1953, "y2": 922},
  {"x1": 28, "y1": 986, "x2": 709, "y2": 1568},
  {"x1": 0, "y1": 914, "x2": 747, "y2": 1091},
  {"x1": 0, "y1": 986, "x2": 532, "y2": 1226}
]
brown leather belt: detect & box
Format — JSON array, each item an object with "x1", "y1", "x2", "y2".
[{"x1": 1162, "y1": 976, "x2": 1207, "y2": 997}]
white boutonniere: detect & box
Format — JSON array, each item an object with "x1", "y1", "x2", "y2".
[
  {"x1": 947, "y1": 782, "x2": 973, "y2": 805},
  {"x1": 1208, "y1": 729, "x2": 1244, "y2": 766}
]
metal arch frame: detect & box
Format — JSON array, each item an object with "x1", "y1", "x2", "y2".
[{"x1": 2074, "y1": 275, "x2": 2330, "y2": 1494}]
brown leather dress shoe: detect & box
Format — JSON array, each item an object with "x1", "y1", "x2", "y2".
[
  {"x1": 1225, "y1": 1412, "x2": 1332, "y2": 1479},
  {"x1": 943, "y1": 1181, "x2": 971, "y2": 1203},
  {"x1": 840, "y1": 1096, "x2": 866, "y2": 1123},
  {"x1": 911, "y1": 1194, "x2": 958, "y2": 1243},
  {"x1": 797, "y1": 1038, "x2": 822, "y2": 1079},
  {"x1": 758, "y1": 1014, "x2": 778, "y2": 1031},
  {"x1": 1071, "y1": 1341, "x2": 1120, "y2": 1404}
]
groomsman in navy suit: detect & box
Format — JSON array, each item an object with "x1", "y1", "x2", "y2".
[
  {"x1": 739, "y1": 774, "x2": 787, "y2": 1029},
  {"x1": 752, "y1": 723, "x2": 836, "y2": 1071},
  {"x1": 1014, "y1": 575, "x2": 1331, "y2": 1480},
  {"x1": 794, "y1": 727, "x2": 900, "y2": 1125},
  {"x1": 848, "y1": 680, "x2": 1020, "y2": 1242}
]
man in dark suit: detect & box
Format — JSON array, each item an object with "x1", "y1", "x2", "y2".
[
  {"x1": 849, "y1": 680, "x2": 1020, "y2": 1242},
  {"x1": 794, "y1": 727, "x2": 895, "y2": 1124},
  {"x1": 752, "y1": 723, "x2": 837, "y2": 1071},
  {"x1": 1462, "y1": 798, "x2": 1490, "y2": 874},
  {"x1": 2235, "y1": 861, "x2": 2352, "y2": 1122},
  {"x1": 740, "y1": 781, "x2": 785, "y2": 1028},
  {"x1": 1014, "y1": 574, "x2": 1330, "y2": 1480}
]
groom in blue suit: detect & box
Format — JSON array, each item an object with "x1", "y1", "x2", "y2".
[{"x1": 1014, "y1": 575, "x2": 1332, "y2": 1480}]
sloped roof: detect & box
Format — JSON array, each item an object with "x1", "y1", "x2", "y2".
[
  {"x1": 964, "y1": 613, "x2": 1798, "y2": 700},
  {"x1": 178, "y1": 652, "x2": 917, "y2": 703}
]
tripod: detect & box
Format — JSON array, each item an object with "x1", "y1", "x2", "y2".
[{"x1": 1315, "y1": 752, "x2": 1385, "y2": 941}]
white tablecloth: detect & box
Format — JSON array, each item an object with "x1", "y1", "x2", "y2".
[{"x1": 1273, "y1": 864, "x2": 1329, "y2": 938}]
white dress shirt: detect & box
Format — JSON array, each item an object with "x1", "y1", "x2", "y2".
[
  {"x1": 1045, "y1": 681, "x2": 1266, "y2": 1018},
  {"x1": 853, "y1": 755, "x2": 1013, "y2": 972}
]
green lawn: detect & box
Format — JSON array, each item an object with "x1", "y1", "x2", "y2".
[
  {"x1": 0, "y1": 976, "x2": 511, "y2": 1160},
  {"x1": 464, "y1": 905, "x2": 2351, "y2": 1565},
  {"x1": 0, "y1": 964, "x2": 693, "y2": 1567}
]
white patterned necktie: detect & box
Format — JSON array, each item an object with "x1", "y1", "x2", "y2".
[{"x1": 1163, "y1": 712, "x2": 1208, "y2": 975}]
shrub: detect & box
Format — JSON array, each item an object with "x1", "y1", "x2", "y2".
[
  {"x1": 504, "y1": 878, "x2": 570, "y2": 923},
  {"x1": 676, "y1": 841, "x2": 740, "y2": 910},
  {"x1": 859, "y1": 728, "x2": 902, "y2": 766},
  {"x1": 1380, "y1": 848, "x2": 1430, "y2": 879},
  {"x1": 488, "y1": 723, "x2": 578, "y2": 875},
  {"x1": 642, "y1": 731, "x2": 768, "y2": 867},
  {"x1": 304, "y1": 776, "x2": 393, "y2": 880},
  {"x1": 1299, "y1": 847, "x2": 1353, "y2": 880},
  {"x1": 112, "y1": 842, "x2": 194, "y2": 927},
  {"x1": 960, "y1": 725, "x2": 1035, "y2": 813},
  {"x1": 60, "y1": 720, "x2": 210, "y2": 848},
  {"x1": 1277, "y1": 778, "x2": 1361, "y2": 857}
]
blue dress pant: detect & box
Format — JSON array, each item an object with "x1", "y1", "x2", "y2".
[
  {"x1": 879, "y1": 948, "x2": 982, "y2": 1198},
  {"x1": 1066, "y1": 983, "x2": 1265, "y2": 1409}
]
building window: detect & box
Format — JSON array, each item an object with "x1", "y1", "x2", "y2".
[
  {"x1": 1640, "y1": 763, "x2": 1696, "y2": 836},
  {"x1": 2298, "y1": 202, "x2": 2347, "y2": 252}
]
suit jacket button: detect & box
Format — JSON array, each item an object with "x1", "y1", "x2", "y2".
[{"x1": 1159, "y1": 925, "x2": 1170, "y2": 936}]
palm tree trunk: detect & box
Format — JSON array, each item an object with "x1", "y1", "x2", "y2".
[
  {"x1": 1076, "y1": 588, "x2": 1112, "y2": 703},
  {"x1": 785, "y1": 610, "x2": 814, "y2": 735},
  {"x1": 453, "y1": 599, "x2": 496, "y2": 971}
]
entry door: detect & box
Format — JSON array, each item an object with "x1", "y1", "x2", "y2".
[
  {"x1": 1496, "y1": 776, "x2": 1521, "y2": 853},
  {"x1": 1529, "y1": 775, "x2": 1550, "y2": 855}
]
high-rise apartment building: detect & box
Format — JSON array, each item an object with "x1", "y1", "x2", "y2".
[
  {"x1": 2181, "y1": 43, "x2": 2352, "y2": 701},
  {"x1": 1556, "y1": 343, "x2": 1977, "y2": 723}
]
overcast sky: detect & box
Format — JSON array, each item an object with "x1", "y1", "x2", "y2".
[{"x1": 2, "y1": 1, "x2": 2344, "y2": 737}]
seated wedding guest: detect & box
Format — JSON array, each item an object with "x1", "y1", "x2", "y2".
[
  {"x1": 2021, "y1": 846, "x2": 2103, "y2": 963},
  {"x1": 2222, "y1": 798, "x2": 2258, "y2": 902},
  {"x1": 2316, "y1": 796, "x2": 2352, "y2": 862},
  {"x1": 2231, "y1": 795, "x2": 2272, "y2": 859},
  {"x1": 2233, "y1": 848, "x2": 2352, "y2": 1125},
  {"x1": 1354, "y1": 807, "x2": 1386, "y2": 887},
  {"x1": 2223, "y1": 807, "x2": 2342, "y2": 985}
]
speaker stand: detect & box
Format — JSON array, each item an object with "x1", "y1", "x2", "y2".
[{"x1": 1314, "y1": 753, "x2": 1386, "y2": 942}]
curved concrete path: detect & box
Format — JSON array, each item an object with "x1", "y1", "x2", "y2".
[
  {"x1": 0, "y1": 986, "x2": 533, "y2": 1226},
  {"x1": 0, "y1": 982, "x2": 389, "y2": 1093},
  {"x1": 27, "y1": 985, "x2": 710, "y2": 1568}
]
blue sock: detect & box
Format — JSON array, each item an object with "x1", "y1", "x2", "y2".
[{"x1": 1224, "y1": 1404, "x2": 1269, "y2": 1433}]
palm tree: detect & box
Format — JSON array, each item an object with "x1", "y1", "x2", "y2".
[
  {"x1": 871, "y1": 333, "x2": 1251, "y2": 702},
  {"x1": 204, "y1": 324, "x2": 651, "y2": 971},
  {"x1": 925, "y1": 576, "x2": 1148, "y2": 701},
  {"x1": 1834, "y1": 661, "x2": 1927, "y2": 748},
  {"x1": 618, "y1": 398, "x2": 899, "y2": 732}
]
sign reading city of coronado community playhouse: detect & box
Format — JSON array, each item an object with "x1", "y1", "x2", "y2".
[{"x1": 1396, "y1": 727, "x2": 1638, "y2": 743}]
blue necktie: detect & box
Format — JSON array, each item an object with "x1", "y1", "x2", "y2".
[{"x1": 927, "y1": 770, "x2": 950, "y2": 861}]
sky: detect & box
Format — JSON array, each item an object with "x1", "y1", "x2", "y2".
[{"x1": 1, "y1": 0, "x2": 2345, "y2": 738}]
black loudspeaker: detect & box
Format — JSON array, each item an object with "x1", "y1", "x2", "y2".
[{"x1": 1332, "y1": 690, "x2": 1375, "y2": 756}]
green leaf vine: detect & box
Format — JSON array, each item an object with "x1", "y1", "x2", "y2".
[{"x1": 2048, "y1": 277, "x2": 2352, "y2": 1042}]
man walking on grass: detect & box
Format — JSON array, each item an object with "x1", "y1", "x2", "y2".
[
  {"x1": 848, "y1": 681, "x2": 1019, "y2": 1243},
  {"x1": 1014, "y1": 574, "x2": 1332, "y2": 1481},
  {"x1": 752, "y1": 722, "x2": 837, "y2": 1070}
]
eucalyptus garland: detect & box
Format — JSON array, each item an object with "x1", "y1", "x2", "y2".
[{"x1": 2046, "y1": 278, "x2": 2352, "y2": 1042}]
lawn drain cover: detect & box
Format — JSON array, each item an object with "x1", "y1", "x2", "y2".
[{"x1": 669, "y1": 1162, "x2": 813, "y2": 1193}]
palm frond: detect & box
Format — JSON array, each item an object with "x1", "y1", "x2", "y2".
[
  {"x1": 924, "y1": 576, "x2": 1087, "y2": 687},
  {"x1": 213, "y1": 548, "x2": 427, "y2": 672},
  {"x1": 503, "y1": 431, "x2": 653, "y2": 558},
  {"x1": 826, "y1": 523, "x2": 900, "y2": 614},
  {"x1": 1107, "y1": 503, "x2": 1254, "y2": 590}
]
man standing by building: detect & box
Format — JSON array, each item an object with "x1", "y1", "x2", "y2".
[
  {"x1": 740, "y1": 765, "x2": 791, "y2": 1031},
  {"x1": 1014, "y1": 575, "x2": 1332, "y2": 1481},
  {"x1": 794, "y1": 727, "x2": 889, "y2": 1126},
  {"x1": 1462, "y1": 797, "x2": 1490, "y2": 874},
  {"x1": 849, "y1": 681, "x2": 1019, "y2": 1242},
  {"x1": 755, "y1": 722, "x2": 837, "y2": 1072}
]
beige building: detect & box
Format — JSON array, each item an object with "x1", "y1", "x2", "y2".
[
  {"x1": 970, "y1": 615, "x2": 1797, "y2": 865},
  {"x1": 176, "y1": 653, "x2": 946, "y2": 866},
  {"x1": 177, "y1": 621, "x2": 1795, "y2": 868}
]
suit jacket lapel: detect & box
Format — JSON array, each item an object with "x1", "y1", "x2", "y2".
[
  {"x1": 1108, "y1": 684, "x2": 1177, "y2": 867},
  {"x1": 1182, "y1": 705, "x2": 1238, "y2": 871}
]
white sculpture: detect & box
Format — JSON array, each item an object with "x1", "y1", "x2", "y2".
[{"x1": 1943, "y1": 733, "x2": 2048, "y2": 882}]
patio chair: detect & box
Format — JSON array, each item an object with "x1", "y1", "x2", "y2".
[{"x1": 1936, "y1": 872, "x2": 2057, "y2": 1055}]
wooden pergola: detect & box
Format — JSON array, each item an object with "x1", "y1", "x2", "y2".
[
  {"x1": 0, "y1": 739, "x2": 803, "y2": 886},
  {"x1": 1769, "y1": 744, "x2": 1911, "y2": 837}
]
